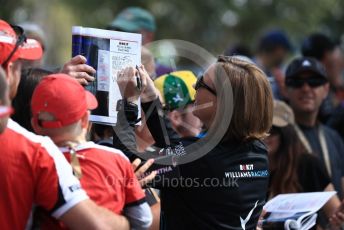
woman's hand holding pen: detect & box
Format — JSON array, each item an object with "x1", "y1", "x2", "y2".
[{"x1": 117, "y1": 65, "x2": 158, "y2": 103}]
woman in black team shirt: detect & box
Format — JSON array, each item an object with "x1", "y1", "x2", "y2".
[
  {"x1": 115, "y1": 56, "x2": 273, "y2": 230},
  {"x1": 264, "y1": 100, "x2": 341, "y2": 228}
]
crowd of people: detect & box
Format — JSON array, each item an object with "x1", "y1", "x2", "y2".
[{"x1": 1, "y1": 5, "x2": 344, "y2": 230}]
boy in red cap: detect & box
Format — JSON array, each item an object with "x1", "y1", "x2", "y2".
[
  {"x1": 0, "y1": 19, "x2": 129, "y2": 230},
  {"x1": 31, "y1": 73, "x2": 152, "y2": 229}
]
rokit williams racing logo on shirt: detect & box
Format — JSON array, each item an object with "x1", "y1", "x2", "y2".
[{"x1": 224, "y1": 164, "x2": 269, "y2": 178}]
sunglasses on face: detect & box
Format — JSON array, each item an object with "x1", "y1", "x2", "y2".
[
  {"x1": 2, "y1": 25, "x2": 27, "y2": 67},
  {"x1": 195, "y1": 75, "x2": 217, "y2": 96},
  {"x1": 285, "y1": 77, "x2": 328, "y2": 89}
]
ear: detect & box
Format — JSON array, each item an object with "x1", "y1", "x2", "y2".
[
  {"x1": 4, "y1": 62, "x2": 13, "y2": 84},
  {"x1": 87, "y1": 120, "x2": 93, "y2": 135},
  {"x1": 81, "y1": 111, "x2": 90, "y2": 129}
]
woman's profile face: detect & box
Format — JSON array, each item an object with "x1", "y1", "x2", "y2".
[
  {"x1": 264, "y1": 127, "x2": 281, "y2": 156},
  {"x1": 192, "y1": 64, "x2": 217, "y2": 129}
]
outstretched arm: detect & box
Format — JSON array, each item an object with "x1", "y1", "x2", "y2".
[
  {"x1": 60, "y1": 199, "x2": 129, "y2": 230},
  {"x1": 139, "y1": 65, "x2": 179, "y2": 147}
]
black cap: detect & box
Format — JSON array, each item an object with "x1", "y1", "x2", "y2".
[{"x1": 285, "y1": 57, "x2": 327, "y2": 79}]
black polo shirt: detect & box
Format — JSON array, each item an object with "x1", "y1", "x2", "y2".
[{"x1": 159, "y1": 139, "x2": 269, "y2": 230}]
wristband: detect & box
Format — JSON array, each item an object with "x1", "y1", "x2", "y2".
[{"x1": 116, "y1": 99, "x2": 140, "y2": 125}]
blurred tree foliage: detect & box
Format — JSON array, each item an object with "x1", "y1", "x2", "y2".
[{"x1": 0, "y1": 0, "x2": 343, "y2": 66}]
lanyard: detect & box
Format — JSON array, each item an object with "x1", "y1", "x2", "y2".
[
  {"x1": 63, "y1": 141, "x2": 83, "y2": 179},
  {"x1": 69, "y1": 147, "x2": 83, "y2": 179},
  {"x1": 294, "y1": 125, "x2": 331, "y2": 177}
]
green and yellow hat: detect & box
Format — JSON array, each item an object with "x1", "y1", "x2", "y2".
[{"x1": 154, "y1": 71, "x2": 197, "y2": 110}]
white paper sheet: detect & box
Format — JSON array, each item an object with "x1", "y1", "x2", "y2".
[
  {"x1": 72, "y1": 26, "x2": 142, "y2": 125},
  {"x1": 264, "y1": 191, "x2": 336, "y2": 213}
]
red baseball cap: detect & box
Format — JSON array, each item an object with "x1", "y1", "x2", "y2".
[
  {"x1": 31, "y1": 74, "x2": 98, "y2": 128},
  {"x1": 0, "y1": 20, "x2": 43, "y2": 65}
]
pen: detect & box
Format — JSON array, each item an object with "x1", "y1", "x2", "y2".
[{"x1": 135, "y1": 65, "x2": 142, "y2": 90}]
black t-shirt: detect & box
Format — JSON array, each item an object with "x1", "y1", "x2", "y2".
[
  {"x1": 297, "y1": 153, "x2": 331, "y2": 192},
  {"x1": 298, "y1": 124, "x2": 344, "y2": 198}
]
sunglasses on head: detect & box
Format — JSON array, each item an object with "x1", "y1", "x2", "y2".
[
  {"x1": 2, "y1": 25, "x2": 27, "y2": 67},
  {"x1": 195, "y1": 75, "x2": 217, "y2": 96},
  {"x1": 285, "y1": 76, "x2": 327, "y2": 89}
]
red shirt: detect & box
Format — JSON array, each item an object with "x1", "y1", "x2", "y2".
[
  {"x1": 39, "y1": 142, "x2": 145, "y2": 229},
  {"x1": 0, "y1": 119, "x2": 88, "y2": 230},
  {"x1": 59, "y1": 142, "x2": 145, "y2": 213}
]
